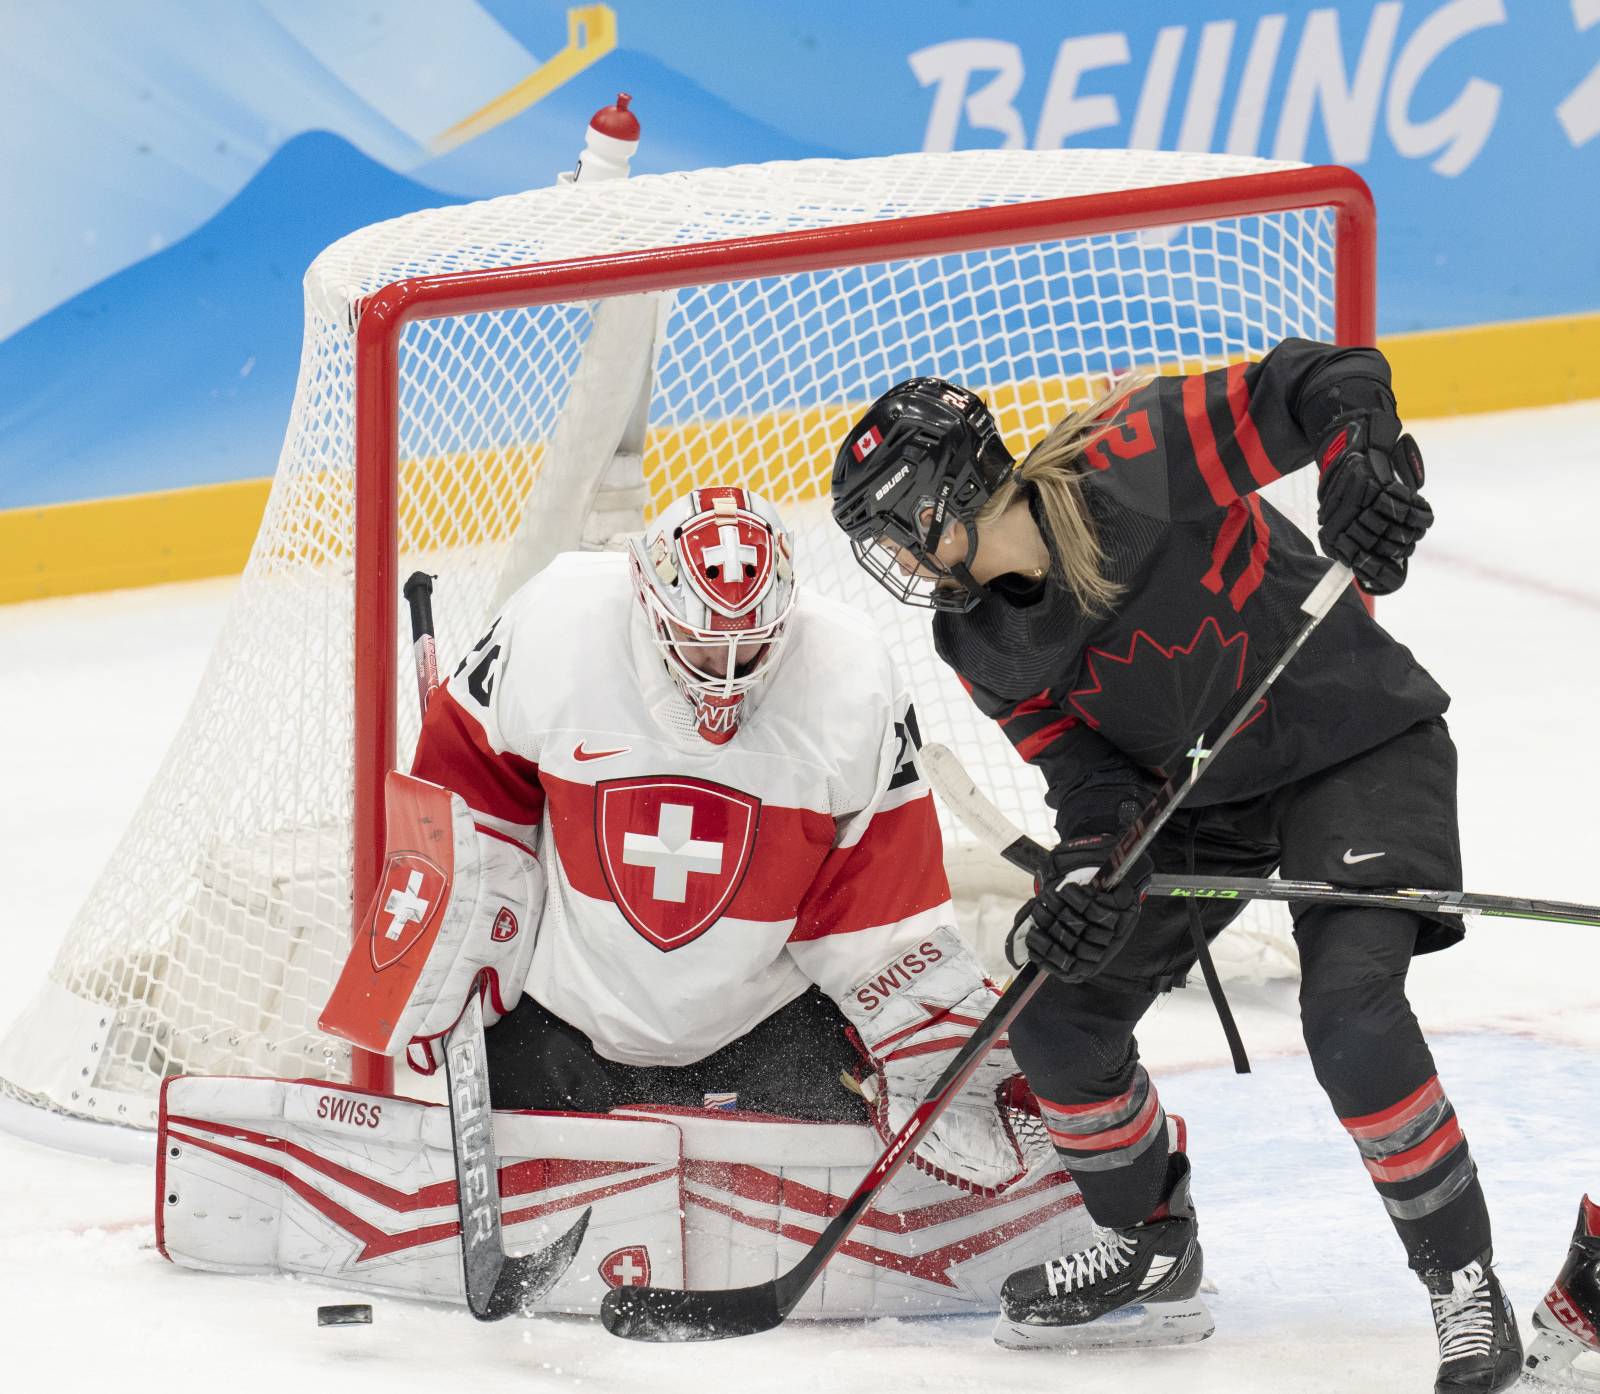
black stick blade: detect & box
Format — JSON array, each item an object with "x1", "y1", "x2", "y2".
[
  {"x1": 476, "y1": 1207, "x2": 592, "y2": 1322},
  {"x1": 600, "y1": 1279, "x2": 785, "y2": 1342}
]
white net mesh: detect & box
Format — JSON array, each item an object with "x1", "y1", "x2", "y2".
[{"x1": 0, "y1": 149, "x2": 1353, "y2": 1127}]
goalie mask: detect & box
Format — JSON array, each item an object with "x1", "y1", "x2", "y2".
[
  {"x1": 627, "y1": 486, "x2": 796, "y2": 745},
  {"x1": 830, "y1": 377, "x2": 1015, "y2": 613}
]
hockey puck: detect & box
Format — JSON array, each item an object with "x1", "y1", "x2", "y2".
[{"x1": 317, "y1": 1304, "x2": 373, "y2": 1327}]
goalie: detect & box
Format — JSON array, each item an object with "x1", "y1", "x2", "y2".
[{"x1": 157, "y1": 485, "x2": 1097, "y2": 1319}]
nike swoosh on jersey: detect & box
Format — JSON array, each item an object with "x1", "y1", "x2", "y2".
[
  {"x1": 1342, "y1": 849, "x2": 1386, "y2": 864},
  {"x1": 573, "y1": 742, "x2": 631, "y2": 762}
]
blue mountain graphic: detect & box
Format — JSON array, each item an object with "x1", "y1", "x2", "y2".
[{"x1": 0, "y1": 132, "x2": 459, "y2": 509}]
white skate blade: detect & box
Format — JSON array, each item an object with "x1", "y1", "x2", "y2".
[
  {"x1": 993, "y1": 1296, "x2": 1215, "y2": 1352},
  {"x1": 1524, "y1": 1327, "x2": 1600, "y2": 1392}
]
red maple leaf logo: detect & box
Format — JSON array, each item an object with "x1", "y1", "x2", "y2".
[{"x1": 1067, "y1": 618, "x2": 1265, "y2": 771}]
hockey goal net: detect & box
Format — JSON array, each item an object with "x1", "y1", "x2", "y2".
[{"x1": 0, "y1": 148, "x2": 1372, "y2": 1131}]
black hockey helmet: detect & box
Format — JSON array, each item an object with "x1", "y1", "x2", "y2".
[{"x1": 830, "y1": 377, "x2": 1015, "y2": 612}]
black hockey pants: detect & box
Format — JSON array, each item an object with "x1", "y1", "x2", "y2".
[{"x1": 1010, "y1": 719, "x2": 1493, "y2": 1274}]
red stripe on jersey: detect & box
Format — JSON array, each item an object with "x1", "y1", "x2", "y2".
[
  {"x1": 540, "y1": 769, "x2": 836, "y2": 925},
  {"x1": 999, "y1": 687, "x2": 1056, "y2": 728},
  {"x1": 1228, "y1": 497, "x2": 1271, "y2": 611},
  {"x1": 1016, "y1": 715, "x2": 1079, "y2": 757},
  {"x1": 1227, "y1": 362, "x2": 1281, "y2": 487},
  {"x1": 790, "y1": 793, "x2": 952, "y2": 942},
  {"x1": 410, "y1": 684, "x2": 544, "y2": 826},
  {"x1": 1182, "y1": 373, "x2": 1239, "y2": 508},
  {"x1": 1341, "y1": 1076, "x2": 1444, "y2": 1141},
  {"x1": 474, "y1": 822, "x2": 537, "y2": 859},
  {"x1": 1362, "y1": 1118, "x2": 1465, "y2": 1184},
  {"x1": 1200, "y1": 501, "x2": 1250, "y2": 595}
]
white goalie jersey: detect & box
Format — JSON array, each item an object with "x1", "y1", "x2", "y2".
[{"x1": 410, "y1": 550, "x2": 955, "y2": 1067}]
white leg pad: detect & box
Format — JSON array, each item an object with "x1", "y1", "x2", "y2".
[
  {"x1": 616, "y1": 1105, "x2": 1095, "y2": 1318},
  {"x1": 157, "y1": 1076, "x2": 684, "y2": 1311},
  {"x1": 159, "y1": 1078, "x2": 1095, "y2": 1319}
]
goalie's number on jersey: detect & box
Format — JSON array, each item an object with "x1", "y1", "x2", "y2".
[
  {"x1": 888, "y1": 705, "x2": 923, "y2": 792},
  {"x1": 454, "y1": 619, "x2": 502, "y2": 709}
]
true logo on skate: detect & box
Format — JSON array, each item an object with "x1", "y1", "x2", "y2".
[
  {"x1": 852, "y1": 940, "x2": 945, "y2": 1013},
  {"x1": 600, "y1": 1245, "x2": 651, "y2": 1289},
  {"x1": 315, "y1": 1094, "x2": 384, "y2": 1129},
  {"x1": 595, "y1": 776, "x2": 760, "y2": 951}
]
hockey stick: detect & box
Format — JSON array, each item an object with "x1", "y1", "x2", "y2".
[
  {"x1": 403, "y1": 571, "x2": 590, "y2": 1321},
  {"x1": 599, "y1": 561, "x2": 1356, "y2": 1343},
  {"x1": 921, "y1": 741, "x2": 1600, "y2": 929}
]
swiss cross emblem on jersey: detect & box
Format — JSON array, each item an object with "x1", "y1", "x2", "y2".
[
  {"x1": 676, "y1": 497, "x2": 773, "y2": 617},
  {"x1": 368, "y1": 853, "x2": 448, "y2": 971},
  {"x1": 594, "y1": 776, "x2": 761, "y2": 951},
  {"x1": 599, "y1": 1245, "x2": 652, "y2": 1289}
]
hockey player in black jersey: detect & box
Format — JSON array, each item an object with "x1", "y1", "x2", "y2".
[{"x1": 830, "y1": 341, "x2": 1522, "y2": 1394}]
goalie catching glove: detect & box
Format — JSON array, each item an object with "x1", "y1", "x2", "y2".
[
  {"x1": 1315, "y1": 407, "x2": 1432, "y2": 596},
  {"x1": 839, "y1": 925, "x2": 1026, "y2": 1193},
  {"x1": 318, "y1": 772, "x2": 543, "y2": 1071}
]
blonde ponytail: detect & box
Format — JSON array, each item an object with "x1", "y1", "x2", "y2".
[{"x1": 975, "y1": 373, "x2": 1151, "y2": 615}]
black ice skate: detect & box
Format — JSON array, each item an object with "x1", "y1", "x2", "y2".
[
  {"x1": 1421, "y1": 1252, "x2": 1523, "y2": 1394},
  {"x1": 994, "y1": 1154, "x2": 1212, "y2": 1351},
  {"x1": 1524, "y1": 1196, "x2": 1600, "y2": 1392}
]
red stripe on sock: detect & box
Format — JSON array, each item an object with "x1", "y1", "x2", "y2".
[
  {"x1": 1341, "y1": 1076, "x2": 1444, "y2": 1142},
  {"x1": 1362, "y1": 1117, "x2": 1464, "y2": 1183}
]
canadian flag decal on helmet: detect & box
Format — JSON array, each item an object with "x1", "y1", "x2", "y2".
[{"x1": 852, "y1": 425, "x2": 882, "y2": 462}]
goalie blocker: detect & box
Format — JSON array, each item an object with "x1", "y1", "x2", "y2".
[
  {"x1": 156, "y1": 1074, "x2": 1109, "y2": 1320},
  {"x1": 319, "y1": 771, "x2": 543, "y2": 1073}
]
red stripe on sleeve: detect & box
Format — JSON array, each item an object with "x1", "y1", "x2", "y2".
[
  {"x1": 1015, "y1": 715, "x2": 1079, "y2": 759},
  {"x1": 409, "y1": 684, "x2": 544, "y2": 826},
  {"x1": 789, "y1": 793, "x2": 952, "y2": 942},
  {"x1": 1182, "y1": 373, "x2": 1239, "y2": 508},
  {"x1": 1227, "y1": 362, "x2": 1281, "y2": 487},
  {"x1": 1200, "y1": 501, "x2": 1250, "y2": 595},
  {"x1": 1228, "y1": 498, "x2": 1271, "y2": 611}
]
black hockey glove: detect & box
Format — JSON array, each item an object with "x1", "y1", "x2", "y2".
[
  {"x1": 1315, "y1": 410, "x2": 1433, "y2": 596},
  {"x1": 1007, "y1": 833, "x2": 1154, "y2": 983}
]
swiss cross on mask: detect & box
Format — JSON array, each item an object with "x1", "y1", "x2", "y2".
[{"x1": 677, "y1": 511, "x2": 773, "y2": 616}]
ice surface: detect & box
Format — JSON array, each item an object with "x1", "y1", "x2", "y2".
[{"x1": 2, "y1": 400, "x2": 1598, "y2": 1391}]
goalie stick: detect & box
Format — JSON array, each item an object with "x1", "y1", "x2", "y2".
[
  {"x1": 599, "y1": 561, "x2": 1356, "y2": 1343},
  {"x1": 920, "y1": 742, "x2": 1600, "y2": 929},
  {"x1": 402, "y1": 571, "x2": 590, "y2": 1321}
]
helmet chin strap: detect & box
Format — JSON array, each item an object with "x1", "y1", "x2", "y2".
[{"x1": 920, "y1": 502, "x2": 994, "y2": 610}]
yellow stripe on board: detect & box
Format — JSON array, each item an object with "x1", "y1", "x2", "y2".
[
  {"x1": 0, "y1": 479, "x2": 271, "y2": 604},
  {"x1": 5, "y1": 311, "x2": 1599, "y2": 604}
]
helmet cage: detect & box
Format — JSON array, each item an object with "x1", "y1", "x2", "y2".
[
  {"x1": 845, "y1": 486, "x2": 987, "y2": 614},
  {"x1": 626, "y1": 487, "x2": 797, "y2": 743},
  {"x1": 830, "y1": 378, "x2": 1014, "y2": 613}
]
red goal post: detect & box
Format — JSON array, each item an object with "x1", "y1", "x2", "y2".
[{"x1": 350, "y1": 165, "x2": 1376, "y2": 1095}]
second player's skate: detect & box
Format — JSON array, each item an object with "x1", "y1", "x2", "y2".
[
  {"x1": 994, "y1": 1154, "x2": 1212, "y2": 1351},
  {"x1": 1524, "y1": 1196, "x2": 1600, "y2": 1392}
]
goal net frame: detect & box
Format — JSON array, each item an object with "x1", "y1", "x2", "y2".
[
  {"x1": 348, "y1": 165, "x2": 1375, "y2": 1096},
  {"x1": 0, "y1": 149, "x2": 1375, "y2": 1139}
]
